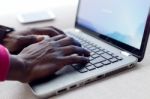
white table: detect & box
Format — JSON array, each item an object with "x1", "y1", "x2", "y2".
[{"x1": 0, "y1": 0, "x2": 150, "y2": 99}]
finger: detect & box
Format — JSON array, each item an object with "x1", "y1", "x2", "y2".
[
  {"x1": 43, "y1": 35, "x2": 66, "y2": 43},
  {"x1": 30, "y1": 28, "x2": 61, "y2": 37},
  {"x1": 8, "y1": 35, "x2": 38, "y2": 53},
  {"x1": 19, "y1": 35, "x2": 37, "y2": 44},
  {"x1": 55, "y1": 36, "x2": 81, "y2": 47},
  {"x1": 51, "y1": 34, "x2": 66, "y2": 41},
  {"x1": 46, "y1": 26, "x2": 65, "y2": 35},
  {"x1": 59, "y1": 55, "x2": 90, "y2": 66},
  {"x1": 35, "y1": 35, "x2": 47, "y2": 42},
  {"x1": 59, "y1": 45, "x2": 90, "y2": 57}
]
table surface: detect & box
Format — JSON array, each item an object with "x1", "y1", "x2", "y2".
[{"x1": 0, "y1": 0, "x2": 150, "y2": 99}]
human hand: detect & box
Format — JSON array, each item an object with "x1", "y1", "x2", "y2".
[
  {"x1": 8, "y1": 35, "x2": 90, "y2": 82},
  {"x1": 22, "y1": 26, "x2": 65, "y2": 36},
  {"x1": 3, "y1": 27, "x2": 64, "y2": 54}
]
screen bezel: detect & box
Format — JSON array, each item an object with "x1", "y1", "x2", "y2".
[{"x1": 75, "y1": 1, "x2": 150, "y2": 62}]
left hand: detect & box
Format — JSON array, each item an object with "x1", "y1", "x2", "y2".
[
  {"x1": 14, "y1": 26, "x2": 65, "y2": 37},
  {"x1": 3, "y1": 27, "x2": 65, "y2": 54}
]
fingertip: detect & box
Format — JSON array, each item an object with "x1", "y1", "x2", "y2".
[
  {"x1": 86, "y1": 50, "x2": 91, "y2": 56},
  {"x1": 51, "y1": 26, "x2": 65, "y2": 34},
  {"x1": 80, "y1": 56, "x2": 90, "y2": 64},
  {"x1": 82, "y1": 48, "x2": 90, "y2": 57},
  {"x1": 75, "y1": 40, "x2": 82, "y2": 47}
]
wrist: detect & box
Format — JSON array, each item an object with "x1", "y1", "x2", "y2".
[{"x1": 7, "y1": 55, "x2": 27, "y2": 82}]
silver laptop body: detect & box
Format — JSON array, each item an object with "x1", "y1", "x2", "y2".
[{"x1": 30, "y1": 0, "x2": 150, "y2": 98}]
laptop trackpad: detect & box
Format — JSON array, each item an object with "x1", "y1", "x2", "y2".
[{"x1": 29, "y1": 65, "x2": 75, "y2": 87}]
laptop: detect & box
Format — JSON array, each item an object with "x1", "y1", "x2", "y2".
[{"x1": 30, "y1": 0, "x2": 150, "y2": 98}]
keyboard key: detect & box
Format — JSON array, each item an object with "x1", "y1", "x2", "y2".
[
  {"x1": 72, "y1": 64, "x2": 84, "y2": 70},
  {"x1": 86, "y1": 65, "x2": 96, "y2": 71},
  {"x1": 109, "y1": 58, "x2": 118, "y2": 63},
  {"x1": 102, "y1": 60, "x2": 111, "y2": 65},
  {"x1": 89, "y1": 57, "x2": 94, "y2": 60},
  {"x1": 92, "y1": 48, "x2": 100, "y2": 52},
  {"x1": 90, "y1": 52, "x2": 96, "y2": 55},
  {"x1": 91, "y1": 57, "x2": 106, "y2": 64},
  {"x1": 86, "y1": 63, "x2": 93, "y2": 67},
  {"x1": 78, "y1": 68, "x2": 88, "y2": 73},
  {"x1": 92, "y1": 54, "x2": 99, "y2": 58},
  {"x1": 89, "y1": 47, "x2": 96, "y2": 51},
  {"x1": 107, "y1": 51, "x2": 114, "y2": 55},
  {"x1": 101, "y1": 53, "x2": 113, "y2": 59},
  {"x1": 116, "y1": 56, "x2": 123, "y2": 60},
  {"x1": 102, "y1": 49, "x2": 108, "y2": 52},
  {"x1": 86, "y1": 48, "x2": 93, "y2": 53},
  {"x1": 82, "y1": 42, "x2": 89, "y2": 45},
  {"x1": 94, "y1": 63, "x2": 103, "y2": 68},
  {"x1": 95, "y1": 46, "x2": 102, "y2": 50},
  {"x1": 97, "y1": 50, "x2": 105, "y2": 55}
]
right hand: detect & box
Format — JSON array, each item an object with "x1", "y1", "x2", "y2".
[{"x1": 8, "y1": 35, "x2": 90, "y2": 82}]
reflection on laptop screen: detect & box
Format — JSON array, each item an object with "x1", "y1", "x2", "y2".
[{"x1": 77, "y1": 0, "x2": 150, "y2": 49}]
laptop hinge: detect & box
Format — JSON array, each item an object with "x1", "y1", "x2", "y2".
[{"x1": 120, "y1": 51, "x2": 131, "y2": 56}]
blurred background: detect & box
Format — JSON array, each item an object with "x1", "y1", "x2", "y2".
[{"x1": 0, "y1": 0, "x2": 75, "y2": 15}]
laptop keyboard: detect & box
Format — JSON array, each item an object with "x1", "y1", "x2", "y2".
[{"x1": 69, "y1": 34, "x2": 123, "y2": 73}]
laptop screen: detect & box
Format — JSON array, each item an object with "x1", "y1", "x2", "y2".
[{"x1": 76, "y1": 0, "x2": 150, "y2": 49}]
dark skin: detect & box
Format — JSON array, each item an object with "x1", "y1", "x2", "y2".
[
  {"x1": 3, "y1": 26, "x2": 65, "y2": 54},
  {"x1": 3, "y1": 27, "x2": 90, "y2": 83}
]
